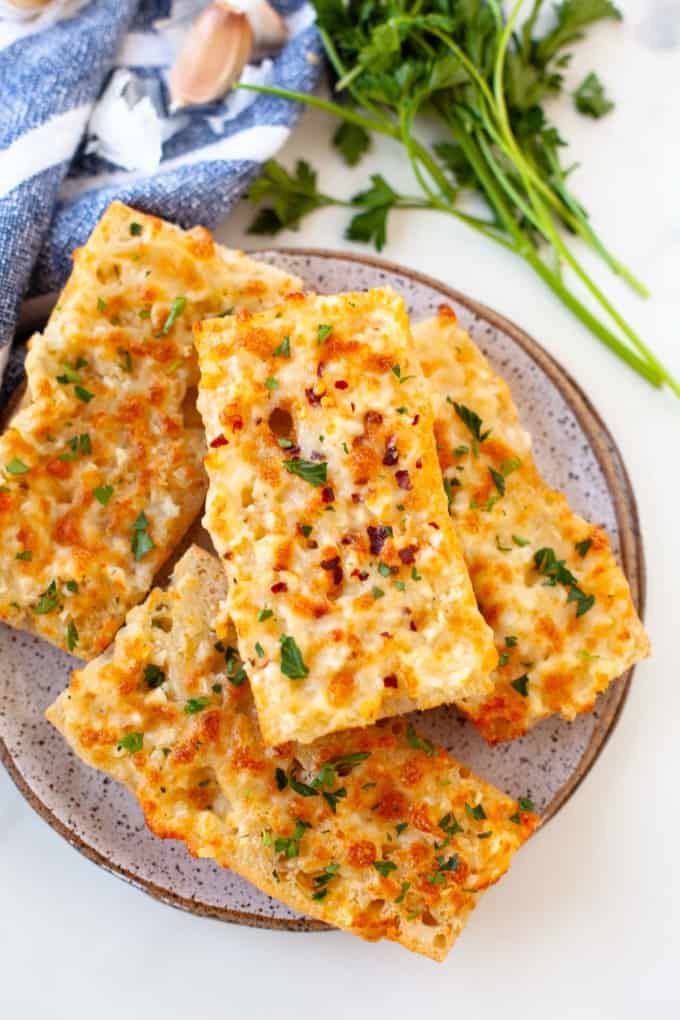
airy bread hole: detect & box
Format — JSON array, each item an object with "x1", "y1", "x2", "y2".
[
  {"x1": 433, "y1": 933, "x2": 448, "y2": 951},
  {"x1": 151, "y1": 614, "x2": 173, "y2": 632}
]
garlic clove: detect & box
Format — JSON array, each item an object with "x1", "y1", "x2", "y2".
[
  {"x1": 169, "y1": 3, "x2": 254, "y2": 109},
  {"x1": 220, "y1": 0, "x2": 288, "y2": 56}
]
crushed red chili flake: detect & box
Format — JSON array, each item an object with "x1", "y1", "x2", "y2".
[
  {"x1": 383, "y1": 674, "x2": 398, "y2": 688},
  {"x1": 317, "y1": 362, "x2": 325, "y2": 377},
  {"x1": 367, "y1": 525, "x2": 391, "y2": 554},
  {"x1": 380, "y1": 632, "x2": 393, "y2": 639},
  {"x1": 230, "y1": 416, "x2": 243, "y2": 432},
  {"x1": 334, "y1": 380, "x2": 348, "y2": 390},
  {"x1": 321, "y1": 485, "x2": 335, "y2": 504},
  {"x1": 271, "y1": 581, "x2": 288, "y2": 594},
  {"x1": 351, "y1": 568, "x2": 369, "y2": 581},
  {"x1": 415, "y1": 458, "x2": 423, "y2": 469},
  {"x1": 341, "y1": 535, "x2": 353, "y2": 546},
  {"x1": 320, "y1": 556, "x2": 343, "y2": 585},
  {"x1": 412, "y1": 414, "x2": 420, "y2": 425},
  {"x1": 382, "y1": 437, "x2": 399, "y2": 466},
  {"x1": 305, "y1": 388, "x2": 322, "y2": 406},
  {"x1": 398, "y1": 545, "x2": 417, "y2": 565},
  {"x1": 409, "y1": 621, "x2": 417, "y2": 631},
  {"x1": 428, "y1": 522, "x2": 440, "y2": 529},
  {"x1": 210, "y1": 434, "x2": 228, "y2": 448},
  {"x1": 351, "y1": 493, "x2": 363, "y2": 504},
  {"x1": 396, "y1": 470, "x2": 412, "y2": 491}
]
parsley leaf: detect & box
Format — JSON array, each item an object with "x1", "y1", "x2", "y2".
[
  {"x1": 66, "y1": 619, "x2": 79, "y2": 652},
  {"x1": 117, "y1": 732, "x2": 143, "y2": 753},
  {"x1": 131, "y1": 512, "x2": 155, "y2": 561},
  {"x1": 184, "y1": 697, "x2": 211, "y2": 714},
  {"x1": 248, "y1": 159, "x2": 332, "y2": 234},
  {"x1": 160, "y1": 297, "x2": 186, "y2": 336},
  {"x1": 406, "y1": 722, "x2": 435, "y2": 757},
  {"x1": 129, "y1": 222, "x2": 143, "y2": 236},
  {"x1": 575, "y1": 538, "x2": 593, "y2": 557},
  {"x1": 317, "y1": 323, "x2": 333, "y2": 344},
  {"x1": 279, "y1": 634, "x2": 309, "y2": 679},
  {"x1": 465, "y1": 802, "x2": 487, "y2": 821},
  {"x1": 333, "y1": 120, "x2": 371, "y2": 165},
  {"x1": 449, "y1": 401, "x2": 491, "y2": 448},
  {"x1": 511, "y1": 674, "x2": 530, "y2": 698},
  {"x1": 144, "y1": 664, "x2": 166, "y2": 689},
  {"x1": 93, "y1": 485, "x2": 113, "y2": 506},
  {"x1": 35, "y1": 580, "x2": 60, "y2": 615},
  {"x1": 574, "y1": 71, "x2": 614, "y2": 118},
  {"x1": 272, "y1": 336, "x2": 290, "y2": 357},
  {"x1": 283, "y1": 458, "x2": 327, "y2": 487},
  {"x1": 6, "y1": 457, "x2": 29, "y2": 475},
  {"x1": 346, "y1": 174, "x2": 400, "y2": 251},
  {"x1": 373, "y1": 860, "x2": 397, "y2": 877}
]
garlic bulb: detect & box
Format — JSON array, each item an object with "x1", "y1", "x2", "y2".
[
  {"x1": 168, "y1": 3, "x2": 254, "y2": 109},
  {"x1": 228, "y1": 0, "x2": 288, "y2": 55},
  {"x1": 4, "y1": 0, "x2": 53, "y2": 11}
]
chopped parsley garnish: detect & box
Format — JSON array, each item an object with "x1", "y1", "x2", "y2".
[
  {"x1": 275, "y1": 767, "x2": 288, "y2": 791},
  {"x1": 444, "y1": 476, "x2": 461, "y2": 504},
  {"x1": 139, "y1": 308, "x2": 151, "y2": 320},
  {"x1": 489, "y1": 467, "x2": 506, "y2": 496},
  {"x1": 131, "y1": 511, "x2": 155, "y2": 561},
  {"x1": 66, "y1": 619, "x2": 79, "y2": 652},
  {"x1": 279, "y1": 634, "x2": 309, "y2": 679},
  {"x1": 427, "y1": 853, "x2": 459, "y2": 883},
  {"x1": 274, "y1": 819, "x2": 310, "y2": 859},
  {"x1": 144, "y1": 664, "x2": 166, "y2": 689},
  {"x1": 255, "y1": 641, "x2": 265, "y2": 657},
  {"x1": 394, "y1": 881, "x2": 410, "y2": 904},
  {"x1": 498, "y1": 651, "x2": 509, "y2": 667},
  {"x1": 371, "y1": 585, "x2": 385, "y2": 599},
  {"x1": 435, "y1": 812, "x2": 462, "y2": 849},
  {"x1": 129, "y1": 222, "x2": 143, "y2": 236},
  {"x1": 257, "y1": 607, "x2": 273, "y2": 622},
  {"x1": 56, "y1": 360, "x2": 85, "y2": 384},
  {"x1": 373, "y1": 860, "x2": 397, "y2": 877},
  {"x1": 93, "y1": 485, "x2": 114, "y2": 506},
  {"x1": 97, "y1": 297, "x2": 107, "y2": 312},
  {"x1": 65, "y1": 580, "x2": 79, "y2": 593},
  {"x1": 184, "y1": 697, "x2": 211, "y2": 714},
  {"x1": 6, "y1": 457, "x2": 29, "y2": 475},
  {"x1": 496, "y1": 535, "x2": 512, "y2": 553},
  {"x1": 299, "y1": 525, "x2": 312, "y2": 538},
  {"x1": 34, "y1": 580, "x2": 60, "y2": 615},
  {"x1": 117, "y1": 732, "x2": 143, "y2": 753},
  {"x1": 118, "y1": 349, "x2": 133, "y2": 373},
  {"x1": 317, "y1": 323, "x2": 333, "y2": 344},
  {"x1": 277, "y1": 438, "x2": 294, "y2": 448},
  {"x1": 265, "y1": 376, "x2": 280, "y2": 390},
  {"x1": 312, "y1": 862, "x2": 340, "y2": 900},
  {"x1": 159, "y1": 296, "x2": 187, "y2": 335},
  {"x1": 395, "y1": 822, "x2": 408, "y2": 835},
  {"x1": 272, "y1": 335, "x2": 290, "y2": 357},
  {"x1": 533, "y1": 546, "x2": 594, "y2": 617},
  {"x1": 575, "y1": 538, "x2": 593, "y2": 557},
  {"x1": 283, "y1": 458, "x2": 327, "y2": 487},
  {"x1": 406, "y1": 722, "x2": 435, "y2": 757},
  {"x1": 505, "y1": 635, "x2": 518, "y2": 647},
  {"x1": 377, "y1": 562, "x2": 392, "y2": 577},
  {"x1": 465, "y1": 802, "x2": 486, "y2": 821},
  {"x1": 454, "y1": 444, "x2": 469, "y2": 456},
  {"x1": 511, "y1": 674, "x2": 530, "y2": 697},
  {"x1": 448, "y1": 400, "x2": 491, "y2": 453},
  {"x1": 477, "y1": 831, "x2": 492, "y2": 839},
  {"x1": 518, "y1": 797, "x2": 536, "y2": 813},
  {"x1": 212, "y1": 683, "x2": 223, "y2": 694},
  {"x1": 59, "y1": 433, "x2": 91, "y2": 461},
  {"x1": 15, "y1": 550, "x2": 32, "y2": 561},
  {"x1": 393, "y1": 580, "x2": 405, "y2": 591},
  {"x1": 512, "y1": 534, "x2": 530, "y2": 547},
  {"x1": 74, "y1": 384, "x2": 94, "y2": 403},
  {"x1": 289, "y1": 773, "x2": 318, "y2": 798},
  {"x1": 390, "y1": 363, "x2": 414, "y2": 383},
  {"x1": 411, "y1": 566, "x2": 422, "y2": 581}
]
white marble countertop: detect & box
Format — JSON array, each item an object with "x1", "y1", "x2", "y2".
[{"x1": 2, "y1": 2, "x2": 679, "y2": 1017}]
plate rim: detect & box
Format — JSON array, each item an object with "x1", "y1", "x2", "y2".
[{"x1": 0, "y1": 247, "x2": 646, "y2": 934}]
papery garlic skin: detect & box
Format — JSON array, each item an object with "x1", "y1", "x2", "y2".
[{"x1": 168, "y1": 3, "x2": 254, "y2": 109}]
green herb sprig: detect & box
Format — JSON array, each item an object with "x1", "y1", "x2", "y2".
[{"x1": 240, "y1": 0, "x2": 678, "y2": 397}]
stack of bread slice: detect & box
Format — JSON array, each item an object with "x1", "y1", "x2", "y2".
[{"x1": 0, "y1": 203, "x2": 647, "y2": 959}]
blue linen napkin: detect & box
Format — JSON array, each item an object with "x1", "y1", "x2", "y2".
[{"x1": 0, "y1": 0, "x2": 320, "y2": 400}]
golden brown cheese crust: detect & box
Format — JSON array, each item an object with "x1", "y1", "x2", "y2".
[
  {"x1": 413, "y1": 307, "x2": 650, "y2": 743},
  {"x1": 0, "y1": 202, "x2": 301, "y2": 659},
  {"x1": 195, "y1": 289, "x2": 497, "y2": 746},
  {"x1": 47, "y1": 546, "x2": 537, "y2": 961}
]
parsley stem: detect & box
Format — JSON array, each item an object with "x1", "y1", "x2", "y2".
[{"x1": 236, "y1": 84, "x2": 395, "y2": 141}]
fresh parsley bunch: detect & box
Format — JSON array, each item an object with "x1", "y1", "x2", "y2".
[{"x1": 240, "y1": 0, "x2": 678, "y2": 396}]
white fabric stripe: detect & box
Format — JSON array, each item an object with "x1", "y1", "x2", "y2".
[
  {"x1": 60, "y1": 122, "x2": 290, "y2": 199},
  {"x1": 0, "y1": 103, "x2": 91, "y2": 198},
  {"x1": 115, "y1": 30, "x2": 171, "y2": 68}
]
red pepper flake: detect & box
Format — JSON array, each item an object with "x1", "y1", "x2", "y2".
[
  {"x1": 271, "y1": 581, "x2": 288, "y2": 594},
  {"x1": 334, "y1": 380, "x2": 348, "y2": 390},
  {"x1": 305, "y1": 388, "x2": 322, "y2": 406},
  {"x1": 383, "y1": 674, "x2": 398, "y2": 688},
  {"x1": 415, "y1": 458, "x2": 423, "y2": 469},
  {"x1": 230, "y1": 416, "x2": 243, "y2": 432},
  {"x1": 341, "y1": 535, "x2": 353, "y2": 546},
  {"x1": 365, "y1": 410, "x2": 383, "y2": 428},
  {"x1": 320, "y1": 556, "x2": 343, "y2": 586},
  {"x1": 412, "y1": 414, "x2": 420, "y2": 425},
  {"x1": 438, "y1": 303, "x2": 457, "y2": 321},
  {"x1": 317, "y1": 361, "x2": 325, "y2": 378},
  {"x1": 380, "y1": 632, "x2": 393, "y2": 639},
  {"x1": 351, "y1": 568, "x2": 369, "y2": 581},
  {"x1": 210, "y1": 434, "x2": 228, "y2": 448},
  {"x1": 428, "y1": 522, "x2": 440, "y2": 530},
  {"x1": 398, "y1": 545, "x2": 416, "y2": 565},
  {"x1": 351, "y1": 493, "x2": 363, "y2": 505},
  {"x1": 396, "y1": 470, "x2": 412, "y2": 491},
  {"x1": 382, "y1": 437, "x2": 399, "y2": 466},
  {"x1": 367, "y1": 525, "x2": 391, "y2": 555},
  {"x1": 409, "y1": 621, "x2": 417, "y2": 632},
  {"x1": 321, "y1": 485, "x2": 335, "y2": 504}
]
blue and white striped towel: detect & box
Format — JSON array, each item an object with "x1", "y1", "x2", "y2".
[{"x1": 0, "y1": 0, "x2": 320, "y2": 401}]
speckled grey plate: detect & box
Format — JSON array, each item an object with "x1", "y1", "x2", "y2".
[{"x1": 0, "y1": 250, "x2": 645, "y2": 932}]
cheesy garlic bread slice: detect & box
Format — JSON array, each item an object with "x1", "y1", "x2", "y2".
[
  {"x1": 413, "y1": 307, "x2": 650, "y2": 743},
  {"x1": 47, "y1": 545, "x2": 538, "y2": 961},
  {"x1": 0, "y1": 202, "x2": 301, "y2": 660},
  {"x1": 195, "y1": 289, "x2": 497, "y2": 746}
]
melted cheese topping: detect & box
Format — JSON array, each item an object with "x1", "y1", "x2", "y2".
[
  {"x1": 0, "y1": 202, "x2": 301, "y2": 659},
  {"x1": 413, "y1": 307, "x2": 650, "y2": 742},
  {"x1": 196, "y1": 289, "x2": 497, "y2": 746},
  {"x1": 47, "y1": 546, "x2": 537, "y2": 961}
]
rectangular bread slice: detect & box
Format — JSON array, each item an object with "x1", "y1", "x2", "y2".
[
  {"x1": 195, "y1": 288, "x2": 497, "y2": 745},
  {"x1": 413, "y1": 306, "x2": 650, "y2": 742},
  {"x1": 0, "y1": 201, "x2": 301, "y2": 660},
  {"x1": 47, "y1": 545, "x2": 537, "y2": 961}
]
